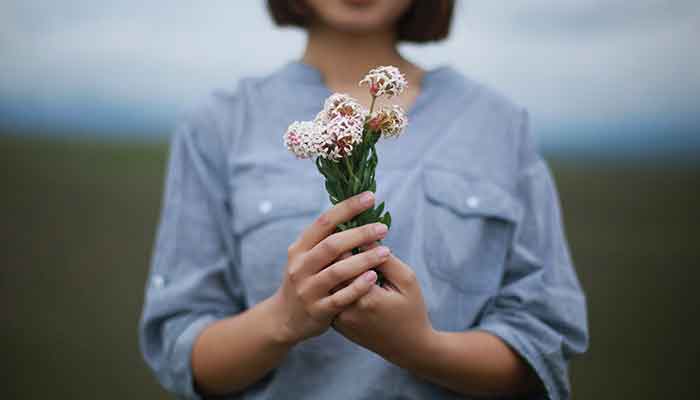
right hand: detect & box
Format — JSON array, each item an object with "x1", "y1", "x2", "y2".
[{"x1": 269, "y1": 191, "x2": 391, "y2": 346}]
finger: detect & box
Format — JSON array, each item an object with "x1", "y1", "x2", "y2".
[
  {"x1": 360, "y1": 241, "x2": 381, "y2": 252},
  {"x1": 356, "y1": 282, "x2": 387, "y2": 310},
  {"x1": 303, "y1": 222, "x2": 387, "y2": 275},
  {"x1": 328, "y1": 251, "x2": 354, "y2": 293},
  {"x1": 317, "y1": 270, "x2": 377, "y2": 315},
  {"x1": 337, "y1": 251, "x2": 353, "y2": 262},
  {"x1": 329, "y1": 279, "x2": 352, "y2": 295},
  {"x1": 295, "y1": 191, "x2": 375, "y2": 251},
  {"x1": 312, "y1": 246, "x2": 390, "y2": 295},
  {"x1": 375, "y1": 254, "x2": 416, "y2": 291},
  {"x1": 322, "y1": 247, "x2": 387, "y2": 295}
]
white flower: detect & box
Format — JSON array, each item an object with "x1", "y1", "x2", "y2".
[
  {"x1": 368, "y1": 105, "x2": 407, "y2": 138},
  {"x1": 315, "y1": 93, "x2": 367, "y2": 125},
  {"x1": 359, "y1": 66, "x2": 407, "y2": 98},
  {"x1": 318, "y1": 115, "x2": 364, "y2": 160},
  {"x1": 284, "y1": 120, "x2": 323, "y2": 159}
]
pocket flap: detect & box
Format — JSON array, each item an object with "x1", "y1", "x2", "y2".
[
  {"x1": 422, "y1": 168, "x2": 520, "y2": 223},
  {"x1": 232, "y1": 181, "x2": 324, "y2": 235}
]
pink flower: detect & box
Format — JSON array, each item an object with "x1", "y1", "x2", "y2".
[
  {"x1": 284, "y1": 72, "x2": 409, "y2": 162},
  {"x1": 283, "y1": 120, "x2": 323, "y2": 159},
  {"x1": 359, "y1": 66, "x2": 407, "y2": 98},
  {"x1": 368, "y1": 105, "x2": 407, "y2": 138},
  {"x1": 315, "y1": 93, "x2": 367, "y2": 125},
  {"x1": 318, "y1": 115, "x2": 364, "y2": 160}
]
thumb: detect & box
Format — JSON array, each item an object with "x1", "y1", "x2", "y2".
[{"x1": 376, "y1": 254, "x2": 416, "y2": 290}]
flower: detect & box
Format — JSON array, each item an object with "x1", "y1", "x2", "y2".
[
  {"x1": 282, "y1": 65, "x2": 408, "y2": 256},
  {"x1": 315, "y1": 93, "x2": 367, "y2": 125},
  {"x1": 308, "y1": 92, "x2": 367, "y2": 161},
  {"x1": 359, "y1": 66, "x2": 407, "y2": 98},
  {"x1": 318, "y1": 115, "x2": 364, "y2": 160},
  {"x1": 284, "y1": 120, "x2": 324, "y2": 159},
  {"x1": 368, "y1": 105, "x2": 407, "y2": 138}
]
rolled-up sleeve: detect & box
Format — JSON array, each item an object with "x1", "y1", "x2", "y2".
[
  {"x1": 475, "y1": 109, "x2": 589, "y2": 400},
  {"x1": 138, "y1": 103, "x2": 245, "y2": 399}
]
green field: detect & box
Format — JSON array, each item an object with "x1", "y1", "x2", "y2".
[{"x1": 2, "y1": 135, "x2": 698, "y2": 399}]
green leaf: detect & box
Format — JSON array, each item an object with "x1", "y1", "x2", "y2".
[
  {"x1": 361, "y1": 166, "x2": 370, "y2": 190},
  {"x1": 325, "y1": 180, "x2": 337, "y2": 199},
  {"x1": 374, "y1": 201, "x2": 385, "y2": 218},
  {"x1": 335, "y1": 184, "x2": 346, "y2": 201},
  {"x1": 351, "y1": 176, "x2": 360, "y2": 195},
  {"x1": 360, "y1": 210, "x2": 370, "y2": 223},
  {"x1": 381, "y1": 212, "x2": 392, "y2": 229}
]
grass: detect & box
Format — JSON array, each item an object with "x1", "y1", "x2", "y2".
[{"x1": 1, "y1": 134, "x2": 698, "y2": 399}]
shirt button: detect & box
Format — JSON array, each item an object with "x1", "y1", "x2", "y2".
[
  {"x1": 258, "y1": 200, "x2": 272, "y2": 215},
  {"x1": 466, "y1": 196, "x2": 480, "y2": 208},
  {"x1": 152, "y1": 275, "x2": 165, "y2": 289}
]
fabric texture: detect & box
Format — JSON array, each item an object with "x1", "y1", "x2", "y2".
[{"x1": 139, "y1": 60, "x2": 589, "y2": 399}]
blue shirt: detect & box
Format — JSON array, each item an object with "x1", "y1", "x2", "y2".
[{"x1": 139, "y1": 60, "x2": 589, "y2": 400}]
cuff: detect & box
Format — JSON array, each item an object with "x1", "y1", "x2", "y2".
[
  {"x1": 476, "y1": 319, "x2": 567, "y2": 400},
  {"x1": 170, "y1": 314, "x2": 219, "y2": 400}
]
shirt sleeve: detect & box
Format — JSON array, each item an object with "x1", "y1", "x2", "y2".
[
  {"x1": 138, "y1": 103, "x2": 245, "y2": 399},
  {"x1": 474, "y1": 109, "x2": 590, "y2": 400}
]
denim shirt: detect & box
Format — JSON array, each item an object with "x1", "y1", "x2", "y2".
[{"x1": 139, "y1": 61, "x2": 589, "y2": 400}]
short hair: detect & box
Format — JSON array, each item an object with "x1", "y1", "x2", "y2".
[{"x1": 267, "y1": 0, "x2": 455, "y2": 43}]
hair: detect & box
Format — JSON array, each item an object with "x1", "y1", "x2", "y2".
[{"x1": 266, "y1": 0, "x2": 455, "y2": 43}]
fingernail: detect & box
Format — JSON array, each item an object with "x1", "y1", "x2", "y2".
[
  {"x1": 375, "y1": 246, "x2": 390, "y2": 257},
  {"x1": 360, "y1": 191, "x2": 374, "y2": 206},
  {"x1": 364, "y1": 270, "x2": 377, "y2": 282},
  {"x1": 373, "y1": 223, "x2": 388, "y2": 236}
]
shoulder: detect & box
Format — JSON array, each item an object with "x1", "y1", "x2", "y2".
[
  {"x1": 423, "y1": 66, "x2": 536, "y2": 189},
  {"x1": 456, "y1": 73, "x2": 541, "y2": 173},
  {"x1": 431, "y1": 66, "x2": 531, "y2": 159},
  {"x1": 174, "y1": 66, "x2": 286, "y2": 151},
  {"x1": 436, "y1": 66, "x2": 527, "y2": 126}
]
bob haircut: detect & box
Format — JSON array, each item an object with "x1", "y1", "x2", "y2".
[{"x1": 267, "y1": 0, "x2": 455, "y2": 43}]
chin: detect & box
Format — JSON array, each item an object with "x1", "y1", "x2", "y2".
[{"x1": 307, "y1": 0, "x2": 413, "y2": 34}]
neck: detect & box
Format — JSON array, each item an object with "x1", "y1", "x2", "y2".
[{"x1": 301, "y1": 23, "x2": 415, "y2": 88}]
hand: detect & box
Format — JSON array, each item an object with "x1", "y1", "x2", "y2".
[
  {"x1": 269, "y1": 191, "x2": 391, "y2": 346},
  {"x1": 332, "y1": 249, "x2": 436, "y2": 367}
]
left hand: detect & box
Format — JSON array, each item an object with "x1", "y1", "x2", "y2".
[{"x1": 332, "y1": 245, "x2": 435, "y2": 366}]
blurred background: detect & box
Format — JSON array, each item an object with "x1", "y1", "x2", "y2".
[{"x1": 1, "y1": 1, "x2": 698, "y2": 399}]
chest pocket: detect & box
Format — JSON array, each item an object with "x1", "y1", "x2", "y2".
[
  {"x1": 422, "y1": 168, "x2": 520, "y2": 294},
  {"x1": 231, "y1": 179, "x2": 325, "y2": 303},
  {"x1": 231, "y1": 180, "x2": 324, "y2": 235}
]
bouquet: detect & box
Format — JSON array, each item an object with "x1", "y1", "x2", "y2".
[{"x1": 283, "y1": 66, "x2": 408, "y2": 285}]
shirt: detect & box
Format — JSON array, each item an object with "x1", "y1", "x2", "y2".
[{"x1": 139, "y1": 60, "x2": 589, "y2": 400}]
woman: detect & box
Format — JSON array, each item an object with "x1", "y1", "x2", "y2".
[{"x1": 139, "y1": 1, "x2": 589, "y2": 399}]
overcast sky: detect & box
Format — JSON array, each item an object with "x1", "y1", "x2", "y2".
[{"x1": 1, "y1": 1, "x2": 698, "y2": 154}]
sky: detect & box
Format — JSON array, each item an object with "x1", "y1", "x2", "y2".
[{"x1": 1, "y1": 0, "x2": 699, "y2": 158}]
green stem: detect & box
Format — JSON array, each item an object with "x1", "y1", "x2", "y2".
[
  {"x1": 362, "y1": 96, "x2": 378, "y2": 144},
  {"x1": 344, "y1": 156, "x2": 355, "y2": 182},
  {"x1": 329, "y1": 160, "x2": 347, "y2": 184}
]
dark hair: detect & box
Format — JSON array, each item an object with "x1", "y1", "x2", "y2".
[{"x1": 267, "y1": 0, "x2": 455, "y2": 43}]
